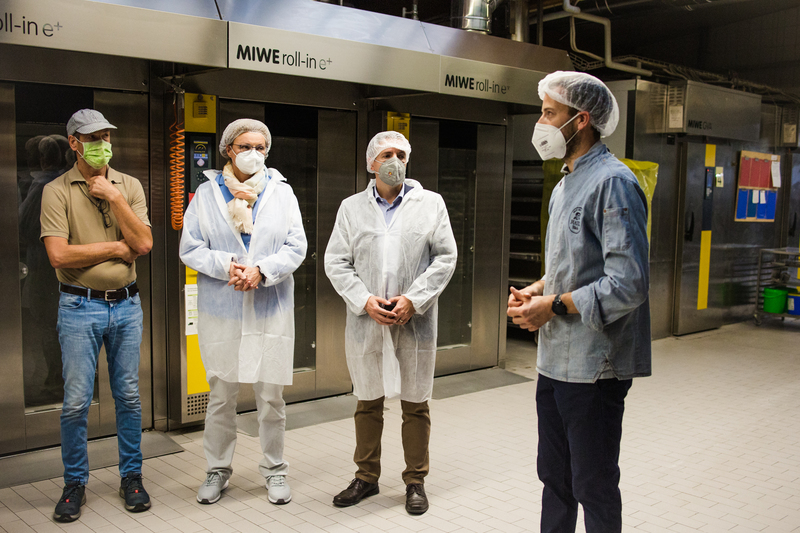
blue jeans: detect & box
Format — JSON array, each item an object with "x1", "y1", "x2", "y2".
[
  {"x1": 537, "y1": 374, "x2": 632, "y2": 533},
  {"x1": 57, "y1": 288, "x2": 144, "y2": 485}
]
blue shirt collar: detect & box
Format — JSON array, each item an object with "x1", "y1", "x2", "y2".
[
  {"x1": 373, "y1": 182, "x2": 410, "y2": 207},
  {"x1": 562, "y1": 141, "x2": 608, "y2": 175}
]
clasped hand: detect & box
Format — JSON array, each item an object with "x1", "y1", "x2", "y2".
[
  {"x1": 365, "y1": 295, "x2": 415, "y2": 326},
  {"x1": 506, "y1": 285, "x2": 555, "y2": 331},
  {"x1": 228, "y1": 261, "x2": 262, "y2": 292}
]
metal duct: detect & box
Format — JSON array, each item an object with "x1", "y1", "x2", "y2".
[
  {"x1": 510, "y1": 0, "x2": 530, "y2": 42},
  {"x1": 460, "y1": 0, "x2": 497, "y2": 33}
]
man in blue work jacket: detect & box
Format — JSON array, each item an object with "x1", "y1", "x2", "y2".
[{"x1": 507, "y1": 71, "x2": 651, "y2": 533}]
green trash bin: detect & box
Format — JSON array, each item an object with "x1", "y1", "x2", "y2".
[{"x1": 762, "y1": 287, "x2": 788, "y2": 314}]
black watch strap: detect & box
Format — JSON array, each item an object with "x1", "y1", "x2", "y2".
[{"x1": 552, "y1": 294, "x2": 568, "y2": 316}]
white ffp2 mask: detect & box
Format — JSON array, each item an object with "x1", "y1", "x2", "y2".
[
  {"x1": 234, "y1": 149, "x2": 266, "y2": 175},
  {"x1": 531, "y1": 114, "x2": 580, "y2": 160}
]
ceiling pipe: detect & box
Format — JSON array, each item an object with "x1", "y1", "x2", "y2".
[
  {"x1": 403, "y1": 0, "x2": 420, "y2": 20},
  {"x1": 531, "y1": 9, "x2": 652, "y2": 76},
  {"x1": 562, "y1": 0, "x2": 581, "y2": 13},
  {"x1": 537, "y1": 0, "x2": 544, "y2": 45}
]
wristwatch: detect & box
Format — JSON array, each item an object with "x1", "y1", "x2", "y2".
[{"x1": 551, "y1": 294, "x2": 568, "y2": 316}]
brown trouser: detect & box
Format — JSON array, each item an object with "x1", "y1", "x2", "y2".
[{"x1": 353, "y1": 396, "x2": 430, "y2": 485}]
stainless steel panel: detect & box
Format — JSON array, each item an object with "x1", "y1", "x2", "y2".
[
  {"x1": 630, "y1": 80, "x2": 680, "y2": 340},
  {"x1": 219, "y1": 0, "x2": 435, "y2": 54},
  {"x1": 0, "y1": 44, "x2": 150, "y2": 92},
  {"x1": 0, "y1": 82, "x2": 26, "y2": 455},
  {"x1": 94, "y1": 90, "x2": 153, "y2": 430},
  {"x1": 434, "y1": 346, "x2": 471, "y2": 377},
  {"x1": 148, "y1": 64, "x2": 169, "y2": 431},
  {"x1": 666, "y1": 81, "x2": 762, "y2": 141},
  {"x1": 229, "y1": 22, "x2": 440, "y2": 93},
  {"x1": 25, "y1": 404, "x2": 99, "y2": 450},
  {"x1": 184, "y1": 69, "x2": 361, "y2": 113},
  {"x1": 370, "y1": 93, "x2": 509, "y2": 127},
  {"x1": 648, "y1": 261, "x2": 674, "y2": 340},
  {"x1": 422, "y1": 20, "x2": 573, "y2": 73},
  {"x1": 102, "y1": 0, "x2": 573, "y2": 76},
  {"x1": 438, "y1": 56, "x2": 546, "y2": 106},
  {"x1": 0, "y1": 0, "x2": 227, "y2": 67},
  {"x1": 673, "y1": 142, "x2": 724, "y2": 335},
  {"x1": 283, "y1": 371, "x2": 316, "y2": 404},
  {"x1": 315, "y1": 109, "x2": 356, "y2": 397},
  {"x1": 498, "y1": 124, "x2": 513, "y2": 364},
  {"x1": 437, "y1": 146, "x2": 475, "y2": 352},
  {"x1": 91, "y1": 0, "x2": 221, "y2": 19},
  {"x1": 410, "y1": 120, "x2": 439, "y2": 192},
  {"x1": 470, "y1": 124, "x2": 506, "y2": 369}
]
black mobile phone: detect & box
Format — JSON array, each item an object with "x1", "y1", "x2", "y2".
[{"x1": 380, "y1": 302, "x2": 396, "y2": 312}]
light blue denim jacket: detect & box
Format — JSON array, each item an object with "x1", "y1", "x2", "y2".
[{"x1": 538, "y1": 142, "x2": 652, "y2": 383}]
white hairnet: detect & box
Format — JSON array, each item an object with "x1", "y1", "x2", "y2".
[
  {"x1": 538, "y1": 71, "x2": 619, "y2": 137},
  {"x1": 219, "y1": 118, "x2": 272, "y2": 159},
  {"x1": 366, "y1": 131, "x2": 412, "y2": 174}
]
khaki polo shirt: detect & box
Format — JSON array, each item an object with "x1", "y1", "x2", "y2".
[{"x1": 40, "y1": 164, "x2": 151, "y2": 290}]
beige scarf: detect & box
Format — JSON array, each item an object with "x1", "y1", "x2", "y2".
[{"x1": 222, "y1": 162, "x2": 267, "y2": 234}]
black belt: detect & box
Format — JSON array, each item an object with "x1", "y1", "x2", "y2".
[{"x1": 60, "y1": 283, "x2": 139, "y2": 301}]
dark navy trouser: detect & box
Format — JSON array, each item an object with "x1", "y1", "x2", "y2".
[{"x1": 536, "y1": 373, "x2": 632, "y2": 533}]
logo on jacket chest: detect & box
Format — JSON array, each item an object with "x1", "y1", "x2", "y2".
[{"x1": 568, "y1": 207, "x2": 582, "y2": 234}]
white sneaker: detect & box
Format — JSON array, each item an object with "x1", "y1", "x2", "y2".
[
  {"x1": 197, "y1": 472, "x2": 229, "y2": 504},
  {"x1": 266, "y1": 475, "x2": 291, "y2": 504}
]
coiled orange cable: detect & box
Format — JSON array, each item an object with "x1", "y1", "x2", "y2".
[{"x1": 169, "y1": 101, "x2": 186, "y2": 230}]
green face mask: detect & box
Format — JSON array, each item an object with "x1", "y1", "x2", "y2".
[{"x1": 77, "y1": 139, "x2": 113, "y2": 169}]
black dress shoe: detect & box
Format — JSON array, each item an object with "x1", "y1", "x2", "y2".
[
  {"x1": 405, "y1": 483, "x2": 429, "y2": 515},
  {"x1": 333, "y1": 478, "x2": 379, "y2": 507}
]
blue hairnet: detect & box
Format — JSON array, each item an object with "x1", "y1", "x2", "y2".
[{"x1": 538, "y1": 71, "x2": 619, "y2": 137}]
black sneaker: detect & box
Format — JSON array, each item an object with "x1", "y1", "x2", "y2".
[
  {"x1": 53, "y1": 484, "x2": 85, "y2": 522},
  {"x1": 119, "y1": 473, "x2": 151, "y2": 512}
]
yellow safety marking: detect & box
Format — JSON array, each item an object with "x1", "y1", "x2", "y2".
[
  {"x1": 184, "y1": 265, "x2": 208, "y2": 394},
  {"x1": 704, "y1": 144, "x2": 716, "y2": 168},
  {"x1": 186, "y1": 333, "x2": 209, "y2": 395},
  {"x1": 698, "y1": 230, "x2": 712, "y2": 310},
  {"x1": 186, "y1": 266, "x2": 197, "y2": 284}
]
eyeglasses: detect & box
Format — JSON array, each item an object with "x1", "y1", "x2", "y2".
[
  {"x1": 79, "y1": 185, "x2": 112, "y2": 228},
  {"x1": 232, "y1": 143, "x2": 268, "y2": 155},
  {"x1": 97, "y1": 200, "x2": 112, "y2": 228}
]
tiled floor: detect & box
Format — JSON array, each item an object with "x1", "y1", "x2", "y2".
[{"x1": 2, "y1": 320, "x2": 800, "y2": 533}]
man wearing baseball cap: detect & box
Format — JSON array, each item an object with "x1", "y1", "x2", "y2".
[{"x1": 41, "y1": 109, "x2": 153, "y2": 522}]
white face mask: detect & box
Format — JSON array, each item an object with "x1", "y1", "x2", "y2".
[
  {"x1": 233, "y1": 149, "x2": 265, "y2": 175},
  {"x1": 377, "y1": 157, "x2": 406, "y2": 187},
  {"x1": 531, "y1": 113, "x2": 580, "y2": 160}
]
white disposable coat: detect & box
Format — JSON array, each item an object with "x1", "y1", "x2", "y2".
[
  {"x1": 324, "y1": 179, "x2": 457, "y2": 402},
  {"x1": 179, "y1": 168, "x2": 307, "y2": 385}
]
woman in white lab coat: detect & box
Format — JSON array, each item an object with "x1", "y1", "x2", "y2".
[{"x1": 179, "y1": 119, "x2": 306, "y2": 507}]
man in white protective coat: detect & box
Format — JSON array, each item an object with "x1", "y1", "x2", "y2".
[
  {"x1": 325, "y1": 131, "x2": 457, "y2": 515},
  {"x1": 179, "y1": 119, "x2": 307, "y2": 506}
]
